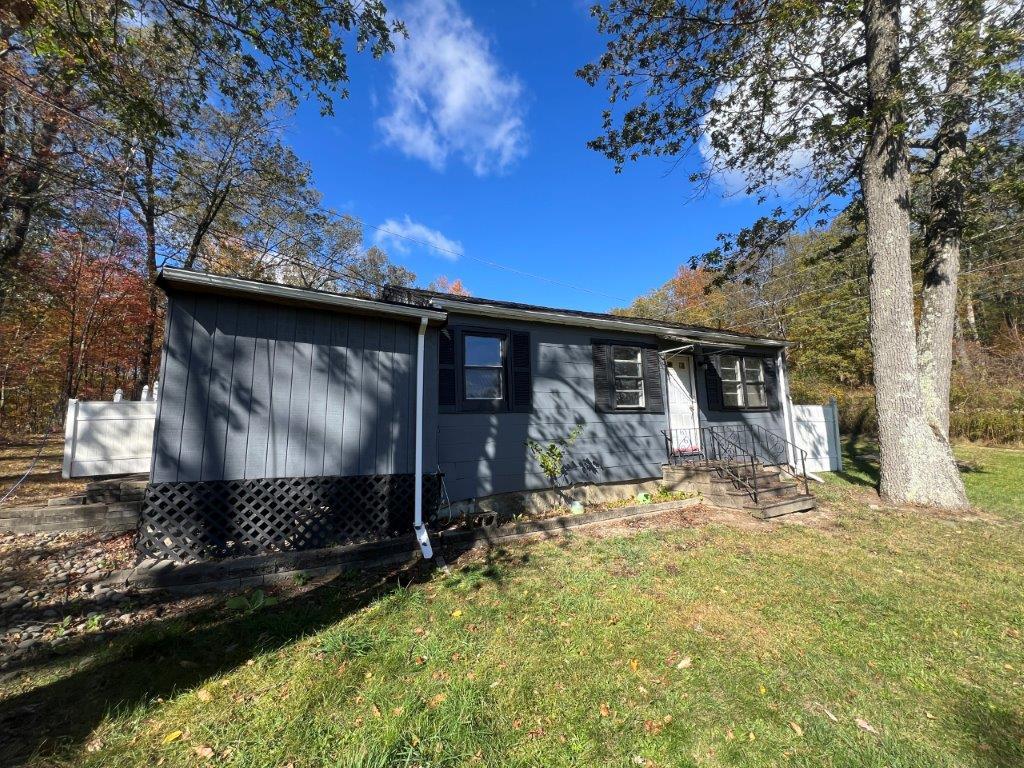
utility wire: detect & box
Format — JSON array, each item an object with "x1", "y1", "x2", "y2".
[{"x1": 0, "y1": 68, "x2": 629, "y2": 302}]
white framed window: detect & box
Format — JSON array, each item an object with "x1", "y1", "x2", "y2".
[
  {"x1": 612, "y1": 345, "x2": 645, "y2": 409},
  {"x1": 719, "y1": 354, "x2": 766, "y2": 409},
  {"x1": 463, "y1": 333, "x2": 505, "y2": 400}
]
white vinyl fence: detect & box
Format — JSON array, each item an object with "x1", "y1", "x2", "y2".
[
  {"x1": 62, "y1": 396, "x2": 157, "y2": 479},
  {"x1": 790, "y1": 398, "x2": 844, "y2": 473}
]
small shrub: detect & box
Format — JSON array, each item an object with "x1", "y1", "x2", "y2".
[
  {"x1": 526, "y1": 425, "x2": 585, "y2": 489},
  {"x1": 225, "y1": 589, "x2": 278, "y2": 615}
]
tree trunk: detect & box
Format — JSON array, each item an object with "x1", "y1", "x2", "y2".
[
  {"x1": 861, "y1": 0, "x2": 968, "y2": 507},
  {"x1": 136, "y1": 148, "x2": 160, "y2": 398},
  {"x1": 917, "y1": 0, "x2": 978, "y2": 438}
]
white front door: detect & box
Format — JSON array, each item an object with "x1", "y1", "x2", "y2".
[{"x1": 666, "y1": 356, "x2": 699, "y2": 434}]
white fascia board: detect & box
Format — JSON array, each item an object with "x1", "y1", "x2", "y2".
[
  {"x1": 159, "y1": 268, "x2": 447, "y2": 323},
  {"x1": 429, "y1": 298, "x2": 788, "y2": 348}
]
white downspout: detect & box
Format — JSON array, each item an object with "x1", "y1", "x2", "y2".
[
  {"x1": 776, "y1": 348, "x2": 797, "y2": 469},
  {"x1": 413, "y1": 317, "x2": 434, "y2": 559}
]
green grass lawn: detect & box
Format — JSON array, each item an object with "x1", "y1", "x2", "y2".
[{"x1": 2, "y1": 442, "x2": 1023, "y2": 767}]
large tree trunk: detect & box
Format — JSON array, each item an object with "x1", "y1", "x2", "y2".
[
  {"x1": 136, "y1": 147, "x2": 160, "y2": 398},
  {"x1": 917, "y1": 0, "x2": 978, "y2": 438},
  {"x1": 861, "y1": 0, "x2": 968, "y2": 507}
]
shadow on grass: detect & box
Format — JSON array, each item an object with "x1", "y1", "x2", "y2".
[
  {"x1": 0, "y1": 560, "x2": 432, "y2": 766},
  {"x1": 833, "y1": 439, "x2": 881, "y2": 489},
  {"x1": 956, "y1": 688, "x2": 1024, "y2": 768}
]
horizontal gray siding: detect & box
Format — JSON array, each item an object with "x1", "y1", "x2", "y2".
[
  {"x1": 435, "y1": 314, "x2": 668, "y2": 502},
  {"x1": 152, "y1": 291, "x2": 419, "y2": 483}
]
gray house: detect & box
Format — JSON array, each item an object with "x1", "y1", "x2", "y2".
[{"x1": 142, "y1": 268, "x2": 807, "y2": 562}]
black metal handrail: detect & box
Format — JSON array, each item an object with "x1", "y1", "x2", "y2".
[
  {"x1": 748, "y1": 423, "x2": 810, "y2": 496},
  {"x1": 662, "y1": 426, "x2": 761, "y2": 504},
  {"x1": 662, "y1": 423, "x2": 812, "y2": 503},
  {"x1": 705, "y1": 428, "x2": 761, "y2": 504}
]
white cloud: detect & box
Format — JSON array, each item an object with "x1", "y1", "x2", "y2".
[
  {"x1": 377, "y1": 0, "x2": 528, "y2": 175},
  {"x1": 374, "y1": 216, "x2": 463, "y2": 261}
]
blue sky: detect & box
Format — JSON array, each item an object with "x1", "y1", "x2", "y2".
[{"x1": 285, "y1": 0, "x2": 768, "y2": 313}]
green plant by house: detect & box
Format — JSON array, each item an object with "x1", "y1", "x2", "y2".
[{"x1": 525, "y1": 425, "x2": 585, "y2": 489}]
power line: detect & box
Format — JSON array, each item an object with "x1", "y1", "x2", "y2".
[{"x1": 0, "y1": 67, "x2": 629, "y2": 302}]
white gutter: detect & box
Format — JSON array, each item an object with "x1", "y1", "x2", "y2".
[
  {"x1": 427, "y1": 298, "x2": 788, "y2": 348},
  {"x1": 413, "y1": 317, "x2": 434, "y2": 559},
  {"x1": 777, "y1": 348, "x2": 798, "y2": 469},
  {"x1": 158, "y1": 267, "x2": 447, "y2": 323}
]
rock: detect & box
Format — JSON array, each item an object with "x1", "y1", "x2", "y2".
[
  {"x1": 118, "y1": 613, "x2": 133, "y2": 623},
  {"x1": 17, "y1": 637, "x2": 39, "y2": 650}
]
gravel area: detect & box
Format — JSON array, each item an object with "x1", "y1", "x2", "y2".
[{"x1": 0, "y1": 529, "x2": 214, "y2": 674}]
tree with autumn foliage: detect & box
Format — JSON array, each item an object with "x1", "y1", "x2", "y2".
[{"x1": 427, "y1": 276, "x2": 471, "y2": 296}]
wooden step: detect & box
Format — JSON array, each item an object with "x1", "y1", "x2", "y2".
[
  {"x1": 47, "y1": 494, "x2": 87, "y2": 506},
  {"x1": 746, "y1": 495, "x2": 817, "y2": 519}
]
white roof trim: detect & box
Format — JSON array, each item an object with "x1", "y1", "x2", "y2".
[
  {"x1": 159, "y1": 268, "x2": 447, "y2": 322},
  {"x1": 427, "y1": 298, "x2": 787, "y2": 347}
]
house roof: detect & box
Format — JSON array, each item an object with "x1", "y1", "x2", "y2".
[
  {"x1": 156, "y1": 268, "x2": 786, "y2": 348},
  {"x1": 157, "y1": 268, "x2": 447, "y2": 323},
  {"x1": 384, "y1": 286, "x2": 788, "y2": 348}
]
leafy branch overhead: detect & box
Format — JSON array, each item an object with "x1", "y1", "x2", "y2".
[{"x1": 7, "y1": 0, "x2": 405, "y2": 131}]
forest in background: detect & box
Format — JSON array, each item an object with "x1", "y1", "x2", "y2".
[
  {"x1": 2, "y1": 1, "x2": 1021, "y2": 448},
  {"x1": 617, "y1": 191, "x2": 1024, "y2": 444},
  {"x1": 0, "y1": 2, "x2": 474, "y2": 435}
]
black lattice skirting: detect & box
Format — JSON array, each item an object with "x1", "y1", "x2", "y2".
[{"x1": 137, "y1": 474, "x2": 442, "y2": 563}]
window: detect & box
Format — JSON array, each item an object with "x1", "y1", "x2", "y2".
[
  {"x1": 612, "y1": 345, "x2": 645, "y2": 409},
  {"x1": 719, "y1": 354, "x2": 766, "y2": 409},
  {"x1": 463, "y1": 333, "x2": 504, "y2": 400}
]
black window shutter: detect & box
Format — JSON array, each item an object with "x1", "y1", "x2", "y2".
[
  {"x1": 592, "y1": 342, "x2": 614, "y2": 412},
  {"x1": 763, "y1": 355, "x2": 781, "y2": 410},
  {"x1": 438, "y1": 327, "x2": 457, "y2": 412},
  {"x1": 510, "y1": 331, "x2": 532, "y2": 412},
  {"x1": 704, "y1": 355, "x2": 724, "y2": 411},
  {"x1": 641, "y1": 348, "x2": 664, "y2": 413}
]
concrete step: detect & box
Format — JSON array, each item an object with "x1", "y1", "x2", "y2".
[
  {"x1": 746, "y1": 494, "x2": 817, "y2": 519},
  {"x1": 725, "y1": 481, "x2": 798, "y2": 501}
]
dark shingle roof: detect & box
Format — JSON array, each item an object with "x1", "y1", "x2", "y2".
[{"x1": 382, "y1": 286, "x2": 786, "y2": 345}]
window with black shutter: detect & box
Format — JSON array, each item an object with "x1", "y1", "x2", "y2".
[
  {"x1": 592, "y1": 340, "x2": 664, "y2": 414},
  {"x1": 705, "y1": 353, "x2": 779, "y2": 411},
  {"x1": 439, "y1": 326, "x2": 532, "y2": 413}
]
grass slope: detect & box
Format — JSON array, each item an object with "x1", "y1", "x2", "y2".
[{"x1": 1, "y1": 442, "x2": 1022, "y2": 767}]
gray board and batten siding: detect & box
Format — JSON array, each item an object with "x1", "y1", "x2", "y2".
[{"x1": 151, "y1": 289, "x2": 425, "y2": 483}]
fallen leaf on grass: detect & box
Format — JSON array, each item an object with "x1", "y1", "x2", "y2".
[
  {"x1": 451, "y1": 610, "x2": 463, "y2": 618},
  {"x1": 162, "y1": 730, "x2": 183, "y2": 745},
  {"x1": 676, "y1": 657, "x2": 692, "y2": 670},
  {"x1": 427, "y1": 693, "x2": 447, "y2": 709},
  {"x1": 194, "y1": 745, "x2": 214, "y2": 759},
  {"x1": 855, "y1": 718, "x2": 878, "y2": 734},
  {"x1": 725, "y1": 729, "x2": 734, "y2": 741},
  {"x1": 630, "y1": 658, "x2": 640, "y2": 672},
  {"x1": 814, "y1": 703, "x2": 839, "y2": 723},
  {"x1": 85, "y1": 738, "x2": 103, "y2": 752},
  {"x1": 196, "y1": 689, "x2": 212, "y2": 702},
  {"x1": 599, "y1": 703, "x2": 612, "y2": 717},
  {"x1": 925, "y1": 711, "x2": 936, "y2": 720},
  {"x1": 643, "y1": 719, "x2": 663, "y2": 735},
  {"x1": 789, "y1": 722, "x2": 803, "y2": 737}
]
